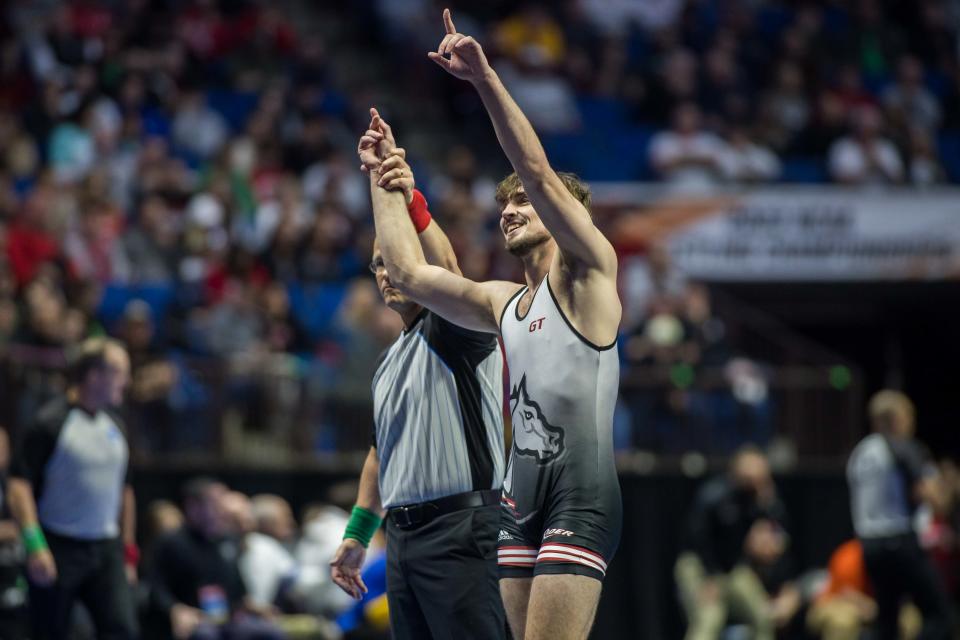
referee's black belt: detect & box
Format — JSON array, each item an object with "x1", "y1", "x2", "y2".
[{"x1": 388, "y1": 489, "x2": 500, "y2": 530}]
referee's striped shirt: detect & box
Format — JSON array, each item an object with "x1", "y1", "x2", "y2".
[
  {"x1": 847, "y1": 433, "x2": 934, "y2": 539},
  {"x1": 11, "y1": 397, "x2": 130, "y2": 540},
  {"x1": 372, "y1": 309, "x2": 505, "y2": 509}
]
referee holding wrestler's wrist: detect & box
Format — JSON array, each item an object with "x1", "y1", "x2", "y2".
[
  {"x1": 329, "y1": 117, "x2": 507, "y2": 639},
  {"x1": 7, "y1": 337, "x2": 139, "y2": 639}
]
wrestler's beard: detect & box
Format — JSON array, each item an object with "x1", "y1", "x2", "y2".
[{"x1": 505, "y1": 229, "x2": 550, "y2": 257}]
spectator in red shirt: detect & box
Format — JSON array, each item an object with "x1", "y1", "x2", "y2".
[{"x1": 6, "y1": 184, "x2": 62, "y2": 288}]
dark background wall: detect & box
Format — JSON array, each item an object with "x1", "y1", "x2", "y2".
[{"x1": 718, "y1": 282, "x2": 960, "y2": 458}]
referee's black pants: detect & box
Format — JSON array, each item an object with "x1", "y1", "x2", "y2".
[
  {"x1": 862, "y1": 533, "x2": 953, "y2": 640},
  {"x1": 28, "y1": 531, "x2": 138, "y2": 640},
  {"x1": 386, "y1": 503, "x2": 506, "y2": 640}
]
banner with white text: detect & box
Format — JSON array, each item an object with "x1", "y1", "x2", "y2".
[{"x1": 604, "y1": 187, "x2": 960, "y2": 282}]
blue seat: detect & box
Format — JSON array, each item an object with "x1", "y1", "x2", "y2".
[
  {"x1": 613, "y1": 127, "x2": 656, "y2": 180},
  {"x1": 98, "y1": 284, "x2": 176, "y2": 330},
  {"x1": 206, "y1": 89, "x2": 260, "y2": 133},
  {"x1": 544, "y1": 125, "x2": 655, "y2": 182},
  {"x1": 577, "y1": 97, "x2": 628, "y2": 133},
  {"x1": 781, "y1": 157, "x2": 828, "y2": 183},
  {"x1": 937, "y1": 131, "x2": 960, "y2": 182},
  {"x1": 140, "y1": 106, "x2": 171, "y2": 139},
  {"x1": 543, "y1": 133, "x2": 589, "y2": 175},
  {"x1": 286, "y1": 283, "x2": 348, "y2": 341}
]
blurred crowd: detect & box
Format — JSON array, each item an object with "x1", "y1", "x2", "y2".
[
  {"x1": 395, "y1": 0, "x2": 960, "y2": 187},
  {"x1": 132, "y1": 478, "x2": 390, "y2": 640},
  {"x1": 0, "y1": 437, "x2": 393, "y2": 639},
  {"x1": 0, "y1": 0, "x2": 955, "y2": 460},
  {"x1": 617, "y1": 246, "x2": 775, "y2": 454},
  {"x1": 2, "y1": 392, "x2": 955, "y2": 639},
  {"x1": 0, "y1": 0, "x2": 407, "y2": 457}
]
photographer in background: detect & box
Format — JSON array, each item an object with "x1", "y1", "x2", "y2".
[
  {"x1": 146, "y1": 478, "x2": 284, "y2": 640},
  {"x1": 676, "y1": 446, "x2": 800, "y2": 640}
]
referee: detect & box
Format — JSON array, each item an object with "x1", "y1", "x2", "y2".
[
  {"x1": 330, "y1": 142, "x2": 507, "y2": 639},
  {"x1": 7, "y1": 337, "x2": 139, "y2": 639},
  {"x1": 847, "y1": 389, "x2": 952, "y2": 640}
]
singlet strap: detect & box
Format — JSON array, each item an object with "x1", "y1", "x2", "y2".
[{"x1": 499, "y1": 285, "x2": 527, "y2": 331}]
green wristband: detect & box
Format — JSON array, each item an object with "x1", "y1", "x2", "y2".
[
  {"x1": 22, "y1": 525, "x2": 48, "y2": 555},
  {"x1": 343, "y1": 506, "x2": 382, "y2": 548}
]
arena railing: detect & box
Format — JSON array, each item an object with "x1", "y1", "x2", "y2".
[{"x1": 0, "y1": 341, "x2": 859, "y2": 470}]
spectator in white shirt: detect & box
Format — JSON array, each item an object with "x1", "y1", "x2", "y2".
[
  {"x1": 238, "y1": 494, "x2": 309, "y2": 611},
  {"x1": 579, "y1": 0, "x2": 684, "y2": 36},
  {"x1": 650, "y1": 102, "x2": 728, "y2": 192},
  {"x1": 719, "y1": 127, "x2": 782, "y2": 184},
  {"x1": 172, "y1": 88, "x2": 229, "y2": 160},
  {"x1": 497, "y1": 54, "x2": 581, "y2": 134},
  {"x1": 828, "y1": 106, "x2": 904, "y2": 185},
  {"x1": 296, "y1": 503, "x2": 357, "y2": 617}
]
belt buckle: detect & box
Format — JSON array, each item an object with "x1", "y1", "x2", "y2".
[{"x1": 395, "y1": 504, "x2": 424, "y2": 529}]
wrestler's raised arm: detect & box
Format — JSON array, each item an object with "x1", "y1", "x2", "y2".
[
  {"x1": 427, "y1": 9, "x2": 616, "y2": 276},
  {"x1": 360, "y1": 116, "x2": 521, "y2": 334}
]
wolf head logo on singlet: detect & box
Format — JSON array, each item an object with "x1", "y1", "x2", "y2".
[{"x1": 510, "y1": 375, "x2": 564, "y2": 463}]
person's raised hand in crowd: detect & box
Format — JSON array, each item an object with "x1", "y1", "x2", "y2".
[
  {"x1": 330, "y1": 538, "x2": 368, "y2": 601},
  {"x1": 428, "y1": 8, "x2": 492, "y2": 84}
]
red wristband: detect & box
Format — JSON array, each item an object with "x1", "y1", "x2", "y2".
[
  {"x1": 124, "y1": 542, "x2": 140, "y2": 567},
  {"x1": 407, "y1": 189, "x2": 432, "y2": 233}
]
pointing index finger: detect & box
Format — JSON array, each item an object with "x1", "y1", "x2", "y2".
[{"x1": 443, "y1": 8, "x2": 456, "y2": 35}]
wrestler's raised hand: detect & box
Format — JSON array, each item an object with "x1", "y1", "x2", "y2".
[{"x1": 427, "y1": 8, "x2": 491, "y2": 84}]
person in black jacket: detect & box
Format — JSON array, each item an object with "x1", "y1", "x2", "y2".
[
  {"x1": 675, "y1": 446, "x2": 801, "y2": 640},
  {"x1": 147, "y1": 478, "x2": 283, "y2": 640}
]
